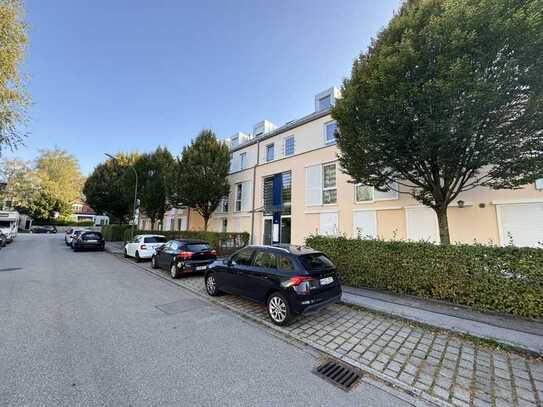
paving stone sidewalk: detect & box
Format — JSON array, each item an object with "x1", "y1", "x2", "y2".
[{"x1": 134, "y1": 259, "x2": 543, "y2": 407}]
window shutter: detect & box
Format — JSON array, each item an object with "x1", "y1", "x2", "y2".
[
  {"x1": 305, "y1": 165, "x2": 322, "y2": 206},
  {"x1": 241, "y1": 181, "x2": 252, "y2": 212},
  {"x1": 319, "y1": 212, "x2": 338, "y2": 236},
  {"x1": 353, "y1": 211, "x2": 377, "y2": 238}
]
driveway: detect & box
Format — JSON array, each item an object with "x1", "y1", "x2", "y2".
[{"x1": 0, "y1": 234, "x2": 414, "y2": 406}]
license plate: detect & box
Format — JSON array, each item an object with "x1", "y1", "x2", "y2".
[
  {"x1": 196, "y1": 266, "x2": 207, "y2": 271},
  {"x1": 320, "y1": 277, "x2": 333, "y2": 285},
  {"x1": 87, "y1": 240, "x2": 98, "y2": 243}
]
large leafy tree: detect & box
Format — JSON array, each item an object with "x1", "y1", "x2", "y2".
[
  {"x1": 0, "y1": 0, "x2": 29, "y2": 155},
  {"x1": 135, "y1": 146, "x2": 175, "y2": 228},
  {"x1": 83, "y1": 153, "x2": 138, "y2": 223},
  {"x1": 333, "y1": 0, "x2": 543, "y2": 244},
  {"x1": 0, "y1": 158, "x2": 39, "y2": 210},
  {"x1": 171, "y1": 129, "x2": 230, "y2": 231}
]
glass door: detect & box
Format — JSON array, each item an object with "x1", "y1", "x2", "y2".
[{"x1": 263, "y1": 217, "x2": 273, "y2": 245}]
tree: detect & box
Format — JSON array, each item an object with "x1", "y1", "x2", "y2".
[
  {"x1": 0, "y1": 0, "x2": 29, "y2": 155},
  {"x1": 333, "y1": 0, "x2": 543, "y2": 244},
  {"x1": 0, "y1": 158, "x2": 39, "y2": 209},
  {"x1": 172, "y1": 129, "x2": 230, "y2": 231},
  {"x1": 83, "y1": 153, "x2": 138, "y2": 223},
  {"x1": 35, "y1": 148, "x2": 84, "y2": 216},
  {"x1": 135, "y1": 147, "x2": 175, "y2": 228}
]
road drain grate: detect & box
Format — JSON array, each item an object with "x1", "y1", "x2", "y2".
[{"x1": 313, "y1": 359, "x2": 362, "y2": 391}]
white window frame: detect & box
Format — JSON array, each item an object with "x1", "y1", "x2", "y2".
[
  {"x1": 235, "y1": 183, "x2": 243, "y2": 212},
  {"x1": 354, "y1": 183, "x2": 399, "y2": 203},
  {"x1": 536, "y1": 178, "x2": 543, "y2": 190},
  {"x1": 324, "y1": 121, "x2": 337, "y2": 145},
  {"x1": 322, "y1": 162, "x2": 337, "y2": 205},
  {"x1": 239, "y1": 152, "x2": 247, "y2": 170},
  {"x1": 284, "y1": 135, "x2": 295, "y2": 157},
  {"x1": 265, "y1": 143, "x2": 274, "y2": 162},
  {"x1": 318, "y1": 95, "x2": 332, "y2": 111}
]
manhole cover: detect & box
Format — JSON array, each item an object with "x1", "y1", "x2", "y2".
[
  {"x1": 313, "y1": 359, "x2": 362, "y2": 391},
  {"x1": 155, "y1": 298, "x2": 209, "y2": 315}
]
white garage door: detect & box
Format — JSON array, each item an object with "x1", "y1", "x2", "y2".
[
  {"x1": 406, "y1": 207, "x2": 439, "y2": 243},
  {"x1": 320, "y1": 212, "x2": 338, "y2": 236},
  {"x1": 497, "y1": 203, "x2": 543, "y2": 248},
  {"x1": 353, "y1": 210, "x2": 377, "y2": 239}
]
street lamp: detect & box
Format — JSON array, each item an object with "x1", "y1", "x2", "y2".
[{"x1": 105, "y1": 153, "x2": 138, "y2": 240}]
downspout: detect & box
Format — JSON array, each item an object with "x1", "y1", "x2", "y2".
[{"x1": 250, "y1": 139, "x2": 261, "y2": 244}]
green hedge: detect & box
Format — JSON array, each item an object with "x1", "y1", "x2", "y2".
[
  {"x1": 123, "y1": 229, "x2": 250, "y2": 256},
  {"x1": 102, "y1": 224, "x2": 133, "y2": 242},
  {"x1": 305, "y1": 235, "x2": 543, "y2": 318}
]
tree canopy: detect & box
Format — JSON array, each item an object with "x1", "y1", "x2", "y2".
[
  {"x1": 0, "y1": 0, "x2": 29, "y2": 155},
  {"x1": 333, "y1": 0, "x2": 543, "y2": 244},
  {"x1": 171, "y1": 129, "x2": 230, "y2": 230},
  {"x1": 135, "y1": 146, "x2": 175, "y2": 227},
  {"x1": 83, "y1": 153, "x2": 139, "y2": 223}
]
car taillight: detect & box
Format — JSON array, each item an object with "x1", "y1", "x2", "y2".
[
  {"x1": 282, "y1": 276, "x2": 314, "y2": 295},
  {"x1": 177, "y1": 251, "x2": 193, "y2": 260},
  {"x1": 140, "y1": 244, "x2": 147, "y2": 250}
]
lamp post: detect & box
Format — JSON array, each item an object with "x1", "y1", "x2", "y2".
[{"x1": 105, "y1": 153, "x2": 138, "y2": 240}]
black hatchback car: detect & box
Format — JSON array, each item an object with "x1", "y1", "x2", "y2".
[
  {"x1": 72, "y1": 231, "x2": 105, "y2": 251},
  {"x1": 151, "y1": 239, "x2": 217, "y2": 279},
  {"x1": 205, "y1": 245, "x2": 342, "y2": 326}
]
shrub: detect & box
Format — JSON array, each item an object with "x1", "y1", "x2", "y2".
[
  {"x1": 305, "y1": 235, "x2": 543, "y2": 319},
  {"x1": 102, "y1": 224, "x2": 133, "y2": 242},
  {"x1": 123, "y1": 229, "x2": 249, "y2": 256},
  {"x1": 32, "y1": 219, "x2": 94, "y2": 227}
]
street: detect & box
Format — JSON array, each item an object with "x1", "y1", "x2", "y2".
[{"x1": 0, "y1": 234, "x2": 414, "y2": 407}]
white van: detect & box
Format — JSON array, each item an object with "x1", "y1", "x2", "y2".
[{"x1": 0, "y1": 211, "x2": 20, "y2": 243}]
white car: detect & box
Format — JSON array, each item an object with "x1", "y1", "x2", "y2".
[{"x1": 124, "y1": 234, "x2": 167, "y2": 262}]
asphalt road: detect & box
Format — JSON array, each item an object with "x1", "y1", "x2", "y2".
[{"x1": 0, "y1": 234, "x2": 417, "y2": 407}]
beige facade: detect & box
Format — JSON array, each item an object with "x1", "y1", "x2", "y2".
[{"x1": 207, "y1": 88, "x2": 543, "y2": 248}]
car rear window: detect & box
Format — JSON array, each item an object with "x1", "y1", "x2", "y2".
[
  {"x1": 184, "y1": 243, "x2": 211, "y2": 252},
  {"x1": 300, "y1": 253, "x2": 335, "y2": 271},
  {"x1": 144, "y1": 236, "x2": 167, "y2": 243},
  {"x1": 83, "y1": 233, "x2": 102, "y2": 240}
]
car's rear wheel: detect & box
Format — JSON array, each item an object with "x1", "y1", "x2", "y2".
[
  {"x1": 135, "y1": 251, "x2": 141, "y2": 262},
  {"x1": 73, "y1": 245, "x2": 78, "y2": 252},
  {"x1": 205, "y1": 273, "x2": 221, "y2": 296},
  {"x1": 151, "y1": 255, "x2": 159, "y2": 269},
  {"x1": 170, "y1": 262, "x2": 179, "y2": 279},
  {"x1": 267, "y1": 292, "x2": 292, "y2": 326}
]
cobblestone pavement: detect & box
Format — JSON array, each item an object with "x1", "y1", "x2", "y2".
[{"x1": 137, "y1": 262, "x2": 543, "y2": 407}]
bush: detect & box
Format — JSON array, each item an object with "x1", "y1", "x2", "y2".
[
  {"x1": 123, "y1": 229, "x2": 249, "y2": 256},
  {"x1": 102, "y1": 224, "x2": 133, "y2": 242},
  {"x1": 305, "y1": 235, "x2": 543, "y2": 319}
]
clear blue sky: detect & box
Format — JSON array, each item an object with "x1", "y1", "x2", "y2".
[{"x1": 8, "y1": 0, "x2": 401, "y2": 174}]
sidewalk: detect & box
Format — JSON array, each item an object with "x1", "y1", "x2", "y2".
[{"x1": 342, "y1": 286, "x2": 543, "y2": 355}]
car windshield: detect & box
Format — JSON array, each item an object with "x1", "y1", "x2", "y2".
[
  {"x1": 144, "y1": 236, "x2": 167, "y2": 243},
  {"x1": 299, "y1": 253, "x2": 335, "y2": 271},
  {"x1": 83, "y1": 233, "x2": 102, "y2": 240},
  {"x1": 0, "y1": 220, "x2": 12, "y2": 227},
  {"x1": 185, "y1": 243, "x2": 211, "y2": 252}
]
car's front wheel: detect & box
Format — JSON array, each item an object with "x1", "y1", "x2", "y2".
[
  {"x1": 135, "y1": 251, "x2": 141, "y2": 262},
  {"x1": 205, "y1": 273, "x2": 221, "y2": 296},
  {"x1": 151, "y1": 255, "x2": 159, "y2": 269},
  {"x1": 170, "y1": 262, "x2": 179, "y2": 279},
  {"x1": 267, "y1": 292, "x2": 292, "y2": 326},
  {"x1": 124, "y1": 249, "x2": 129, "y2": 258}
]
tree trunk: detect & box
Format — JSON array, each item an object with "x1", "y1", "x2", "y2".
[
  {"x1": 203, "y1": 216, "x2": 209, "y2": 231},
  {"x1": 435, "y1": 206, "x2": 451, "y2": 245}
]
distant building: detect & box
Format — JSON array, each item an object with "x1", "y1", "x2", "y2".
[{"x1": 71, "y1": 198, "x2": 109, "y2": 225}]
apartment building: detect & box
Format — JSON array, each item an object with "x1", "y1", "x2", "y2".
[{"x1": 208, "y1": 87, "x2": 543, "y2": 248}]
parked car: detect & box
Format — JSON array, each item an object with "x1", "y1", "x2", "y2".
[
  {"x1": 67, "y1": 229, "x2": 88, "y2": 247},
  {"x1": 124, "y1": 234, "x2": 167, "y2": 262},
  {"x1": 204, "y1": 245, "x2": 342, "y2": 326},
  {"x1": 151, "y1": 239, "x2": 217, "y2": 278},
  {"x1": 30, "y1": 225, "x2": 57, "y2": 234},
  {"x1": 72, "y1": 231, "x2": 105, "y2": 252},
  {"x1": 0, "y1": 232, "x2": 7, "y2": 248}
]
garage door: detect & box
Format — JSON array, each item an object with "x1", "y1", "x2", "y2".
[
  {"x1": 497, "y1": 203, "x2": 543, "y2": 248},
  {"x1": 353, "y1": 210, "x2": 377, "y2": 239},
  {"x1": 406, "y1": 207, "x2": 439, "y2": 243}
]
